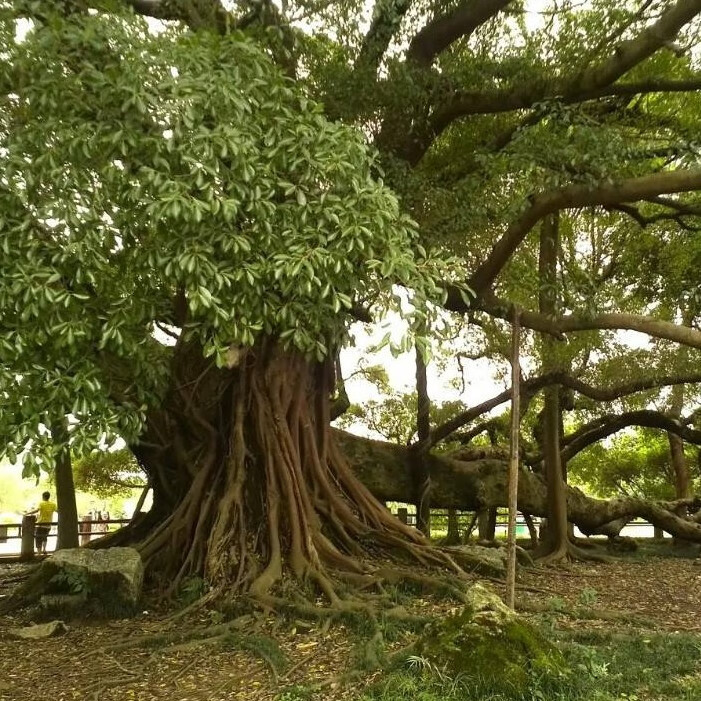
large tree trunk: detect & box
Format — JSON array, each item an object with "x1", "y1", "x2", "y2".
[
  {"x1": 477, "y1": 508, "x2": 497, "y2": 541},
  {"x1": 668, "y1": 309, "x2": 693, "y2": 543},
  {"x1": 121, "y1": 342, "x2": 457, "y2": 599},
  {"x1": 445, "y1": 508, "x2": 460, "y2": 545},
  {"x1": 668, "y1": 379, "x2": 690, "y2": 500},
  {"x1": 51, "y1": 419, "x2": 79, "y2": 550},
  {"x1": 338, "y1": 431, "x2": 701, "y2": 543},
  {"x1": 669, "y1": 432, "x2": 690, "y2": 500},
  {"x1": 668, "y1": 381, "x2": 690, "y2": 545}
]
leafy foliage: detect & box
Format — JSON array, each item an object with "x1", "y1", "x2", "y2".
[
  {"x1": 568, "y1": 428, "x2": 700, "y2": 499},
  {"x1": 72, "y1": 449, "x2": 146, "y2": 499},
  {"x1": 337, "y1": 390, "x2": 467, "y2": 445},
  {"x1": 0, "y1": 7, "x2": 458, "y2": 472}
]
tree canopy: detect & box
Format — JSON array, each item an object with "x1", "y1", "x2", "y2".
[
  {"x1": 2, "y1": 0, "x2": 701, "y2": 593},
  {"x1": 0, "y1": 5, "x2": 453, "y2": 472}
]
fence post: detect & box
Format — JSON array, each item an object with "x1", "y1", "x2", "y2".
[
  {"x1": 397, "y1": 507, "x2": 408, "y2": 525},
  {"x1": 20, "y1": 514, "x2": 36, "y2": 561}
]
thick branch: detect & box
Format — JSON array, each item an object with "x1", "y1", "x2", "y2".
[
  {"x1": 430, "y1": 76, "x2": 701, "y2": 137},
  {"x1": 406, "y1": 0, "x2": 512, "y2": 67},
  {"x1": 339, "y1": 429, "x2": 701, "y2": 541},
  {"x1": 125, "y1": 0, "x2": 172, "y2": 17},
  {"x1": 469, "y1": 293, "x2": 701, "y2": 350},
  {"x1": 423, "y1": 0, "x2": 701, "y2": 150},
  {"x1": 574, "y1": 1, "x2": 701, "y2": 94},
  {"x1": 124, "y1": 0, "x2": 231, "y2": 31},
  {"x1": 607, "y1": 201, "x2": 701, "y2": 231},
  {"x1": 460, "y1": 169, "x2": 701, "y2": 297},
  {"x1": 356, "y1": 0, "x2": 413, "y2": 71}
]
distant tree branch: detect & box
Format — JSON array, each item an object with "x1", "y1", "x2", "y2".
[
  {"x1": 394, "y1": 0, "x2": 701, "y2": 162},
  {"x1": 561, "y1": 410, "x2": 701, "y2": 462},
  {"x1": 607, "y1": 203, "x2": 701, "y2": 231},
  {"x1": 420, "y1": 369, "x2": 701, "y2": 452},
  {"x1": 466, "y1": 293, "x2": 701, "y2": 350},
  {"x1": 429, "y1": 77, "x2": 701, "y2": 142},
  {"x1": 406, "y1": 0, "x2": 513, "y2": 67}
]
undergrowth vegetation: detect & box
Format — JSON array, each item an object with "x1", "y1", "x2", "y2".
[{"x1": 357, "y1": 629, "x2": 701, "y2": 701}]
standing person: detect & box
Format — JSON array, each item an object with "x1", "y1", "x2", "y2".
[
  {"x1": 80, "y1": 511, "x2": 92, "y2": 546},
  {"x1": 26, "y1": 491, "x2": 57, "y2": 555},
  {"x1": 95, "y1": 510, "x2": 108, "y2": 537}
]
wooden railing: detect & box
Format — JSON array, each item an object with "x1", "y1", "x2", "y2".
[{"x1": 0, "y1": 515, "x2": 131, "y2": 561}]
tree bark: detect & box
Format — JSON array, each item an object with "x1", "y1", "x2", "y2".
[
  {"x1": 51, "y1": 418, "x2": 79, "y2": 550},
  {"x1": 506, "y1": 308, "x2": 520, "y2": 608},
  {"x1": 523, "y1": 513, "x2": 539, "y2": 548},
  {"x1": 445, "y1": 508, "x2": 460, "y2": 545},
  {"x1": 477, "y1": 508, "x2": 497, "y2": 541},
  {"x1": 668, "y1": 341, "x2": 691, "y2": 544},
  {"x1": 414, "y1": 345, "x2": 432, "y2": 536},
  {"x1": 118, "y1": 341, "x2": 458, "y2": 598}
]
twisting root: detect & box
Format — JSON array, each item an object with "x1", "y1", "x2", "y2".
[{"x1": 536, "y1": 540, "x2": 612, "y2": 565}]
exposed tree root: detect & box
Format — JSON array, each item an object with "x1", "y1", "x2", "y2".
[
  {"x1": 125, "y1": 344, "x2": 469, "y2": 615},
  {"x1": 535, "y1": 540, "x2": 612, "y2": 565},
  {"x1": 517, "y1": 600, "x2": 658, "y2": 628}
]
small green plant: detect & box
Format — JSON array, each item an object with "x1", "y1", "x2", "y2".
[
  {"x1": 578, "y1": 588, "x2": 598, "y2": 606},
  {"x1": 547, "y1": 596, "x2": 566, "y2": 612},
  {"x1": 406, "y1": 654, "x2": 449, "y2": 682},
  {"x1": 177, "y1": 575, "x2": 207, "y2": 605},
  {"x1": 49, "y1": 565, "x2": 90, "y2": 595},
  {"x1": 275, "y1": 685, "x2": 314, "y2": 701}
]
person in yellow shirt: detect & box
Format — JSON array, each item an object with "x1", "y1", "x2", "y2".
[{"x1": 26, "y1": 491, "x2": 57, "y2": 555}]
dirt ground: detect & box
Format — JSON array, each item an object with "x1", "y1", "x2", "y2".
[{"x1": 1, "y1": 544, "x2": 700, "y2": 701}]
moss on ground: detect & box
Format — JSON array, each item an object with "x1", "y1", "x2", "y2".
[{"x1": 415, "y1": 584, "x2": 566, "y2": 694}]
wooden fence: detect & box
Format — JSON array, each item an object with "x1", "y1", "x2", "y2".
[
  {"x1": 0, "y1": 510, "x2": 664, "y2": 561},
  {"x1": 391, "y1": 507, "x2": 661, "y2": 538},
  {"x1": 0, "y1": 515, "x2": 131, "y2": 561}
]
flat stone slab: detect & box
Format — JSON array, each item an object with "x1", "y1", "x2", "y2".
[{"x1": 8, "y1": 620, "x2": 67, "y2": 640}]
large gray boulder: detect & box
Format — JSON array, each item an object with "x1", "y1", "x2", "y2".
[{"x1": 46, "y1": 547, "x2": 143, "y2": 608}]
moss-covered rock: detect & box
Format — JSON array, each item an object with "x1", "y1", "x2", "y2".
[
  {"x1": 0, "y1": 547, "x2": 142, "y2": 619},
  {"x1": 415, "y1": 583, "x2": 567, "y2": 694}
]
